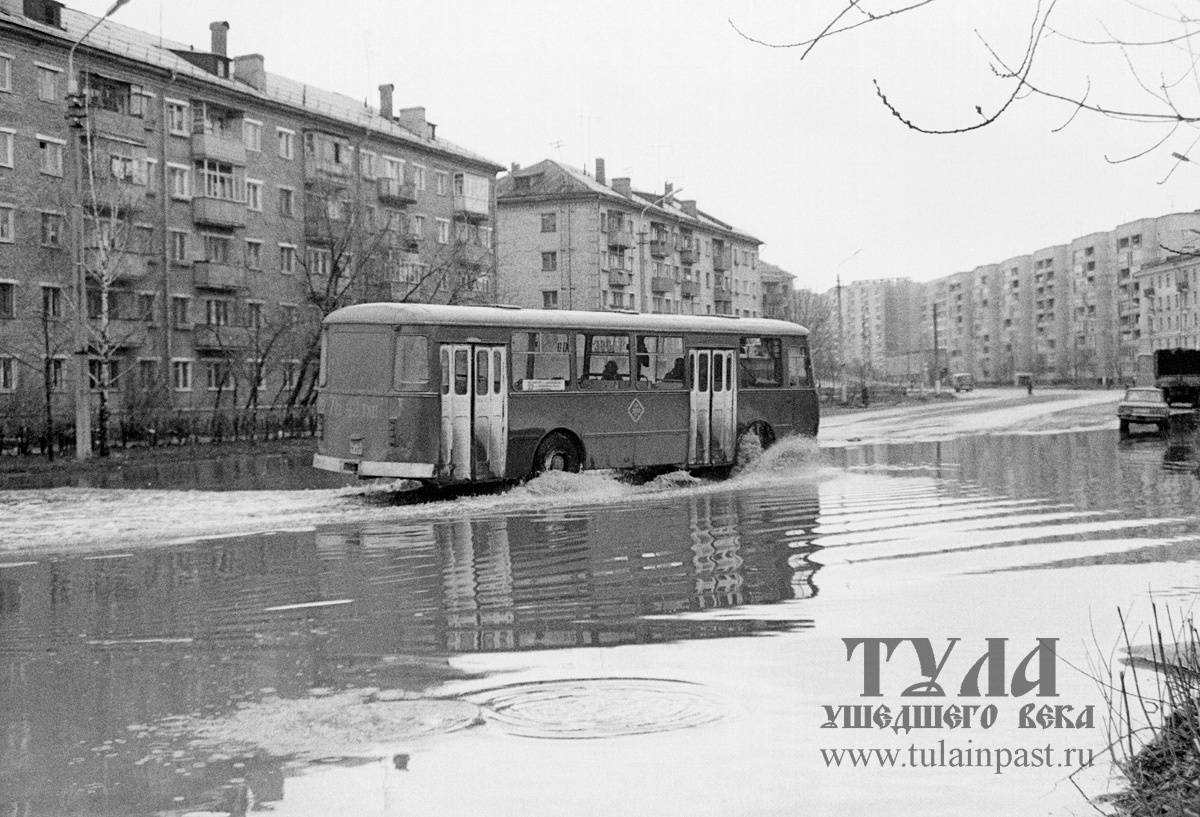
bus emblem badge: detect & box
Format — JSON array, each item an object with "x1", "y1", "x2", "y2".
[{"x1": 627, "y1": 398, "x2": 645, "y2": 424}]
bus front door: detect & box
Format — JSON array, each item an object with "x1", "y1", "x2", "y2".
[
  {"x1": 689, "y1": 349, "x2": 737, "y2": 466},
  {"x1": 440, "y1": 344, "x2": 508, "y2": 481}
]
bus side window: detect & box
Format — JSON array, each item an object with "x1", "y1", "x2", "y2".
[
  {"x1": 697, "y1": 353, "x2": 709, "y2": 392},
  {"x1": 393, "y1": 335, "x2": 429, "y2": 390},
  {"x1": 787, "y1": 345, "x2": 812, "y2": 388},
  {"x1": 440, "y1": 348, "x2": 450, "y2": 395},
  {"x1": 511, "y1": 331, "x2": 570, "y2": 391},
  {"x1": 493, "y1": 350, "x2": 502, "y2": 394},
  {"x1": 739, "y1": 337, "x2": 782, "y2": 387},
  {"x1": 576, "y1": 332, "x2": 630, "y2": 389},
  {"x1": 635, "y1": 335, "x2": 684, "y2": 389}
]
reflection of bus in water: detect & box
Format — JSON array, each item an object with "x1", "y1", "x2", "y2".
[{"x1": 313, "y1": 303, "x2": 818, "y2": 484}]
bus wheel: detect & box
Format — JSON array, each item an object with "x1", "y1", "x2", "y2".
[
  {"x1": 534, "y1": 432, "x2": 582, "y2": 475},
  {"x1": 1118, "y1": 419, "x2": 1129, "y2": 436}
]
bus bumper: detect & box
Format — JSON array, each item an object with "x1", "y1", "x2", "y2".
[{"x1": 312, "y1": 453, "x2": 436, "y2": 479}]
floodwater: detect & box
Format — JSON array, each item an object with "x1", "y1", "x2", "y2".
[{"x1": 2, "y1": 390, "x2": 1198, "y2": 816}]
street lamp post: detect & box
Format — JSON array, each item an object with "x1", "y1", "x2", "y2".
[
  {"x1": 66, "y1": 0, "x2": 134, "y2": 460},
  {"x1": 636, "y1": 186, "x2": 682, "y2": 314}
]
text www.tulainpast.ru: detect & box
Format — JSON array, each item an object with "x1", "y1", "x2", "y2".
[{"x1": 820, "y1": 740, "x2": 1095, "y2": 775}]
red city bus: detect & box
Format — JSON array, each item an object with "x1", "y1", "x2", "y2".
[{"x1": 312, "y1": 303, "x2": 818, "y2": 483}]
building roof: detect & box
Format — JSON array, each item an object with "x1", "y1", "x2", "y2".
[
  {"x1": 497, "y1": 159, "x2": 761, "y2": 245},
  {"x1": 325, "y1": 302, "x2": 809, "y2": 335},
  {"x1": 1, "y1": 4, "x2": 502, "y2": 171}
]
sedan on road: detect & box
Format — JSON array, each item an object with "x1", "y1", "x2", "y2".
[{"x1": 1117, "y1": 387, "x2": 1170, "y2": 434}]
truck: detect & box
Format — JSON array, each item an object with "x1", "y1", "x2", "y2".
[{"x1": 1121, "y1": 349, "x2": 1200, "y2": 434}]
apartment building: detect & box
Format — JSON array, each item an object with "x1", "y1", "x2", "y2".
[
  {"x1": 923, "y1": 211, "x2": 1200, "y2": 384},
  {"x1": 758, "y1": 261, "x2": 795, "y2": 321},
  {"x1": 495, "y1": 159, "x2": 762, "y2": 316},
  {"x1": 0, "y1": 0, "x2": 502, "y2": 430},
  {"x1": 831, "y1": 277, "x2": 925, "y2": 381}
]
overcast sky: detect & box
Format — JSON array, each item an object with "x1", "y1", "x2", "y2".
[{"x1": 65, "y1": 0, "x2": 1200, "y2": 292}]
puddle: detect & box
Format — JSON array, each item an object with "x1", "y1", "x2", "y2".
[{"x1": 464, "y1": 677, "x2": 724, "y2": 739}]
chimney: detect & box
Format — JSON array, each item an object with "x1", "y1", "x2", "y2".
[
  {"x1": 595, "y1": 158, "x2": 606, "y2": 186},
  {"x1": 612, "y1": 177, "x2": 631, "y2": 197},
  {"x1": 664, "y1": 181, "x2": 673, "y2": 198},
  {"x1": 210, "y1": 21, "x2": 229, "y2": 57},
  {"x1": 398, "y1": 106, "x2": 432, "y2": 138},
  {"x1": 233, "y1": 54, "x2": 265, "y2": 91},
  {"x1": 511, "y1": 162, "x2": 521, "y2": 174},
  {"x1": 378, "y1": 83, "x2": 394, "y2": 121},
  {"x1": 681, "y1": 200, "x2": 698, "y2": 218}
]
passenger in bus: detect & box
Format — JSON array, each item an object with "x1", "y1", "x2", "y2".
[
  {"x1": 601, "y1": 360, "x2": 621, "y2": 381},
  {"x1": 664, "y1": 358, "x2": 686, "y2": 381}
]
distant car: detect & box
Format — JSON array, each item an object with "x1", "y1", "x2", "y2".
[
  {"x1": 951, "y1": 373, "x2": 974, "y2": 393},
  {"x1": 1117, "y1": 387, "x2": 1170, "y2": 435}
]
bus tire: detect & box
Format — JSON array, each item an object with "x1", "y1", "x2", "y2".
[
  {"x1": 533, "y1": 432, "x2": 582, "y2": 475},
  {"x1": 1118, "y1": 419, "x2": 1129, "y2": 436}
]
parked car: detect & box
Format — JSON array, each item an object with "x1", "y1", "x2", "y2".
[
  {"x1": 1117, "y1": 387, "x2": 1170, "y2": 435},
  {"x1": 952, "y1": 372, "x2": 974, "y2": 392}
]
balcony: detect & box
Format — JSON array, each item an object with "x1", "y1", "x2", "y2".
[
  {"x1": 92, "y1": 108, "x2": 150, "y2": 142},
  {"x1": 85, "y1": 249, "x2": 147, "y2": 283},
  {"x1": 606, "y1": 225, "x2": 633, "y2": 250},
  {"x1": 192, "y1": 197, "x2": 247, "y2": 228},
  {"x1": 650, "y1": 276, "x2": 674, "y2": 293},
  {"x1": 713, "y1": 247, "x2": 732, "y2": 271},
  {"x1": 377, "y1": 177, "x2": 417, "y2": 205},
  {"x1": 454, "y1": 193, "x2": 490, "y2": 223},
  {"x1": 191, "y1": 132, "x2": 246, "y2": 165},
  {"x1": 649, "y1": 239, "x2": 672, "y2": 259},
  {"x1": 713, "y1": 284, "x2": 733, "y2": 303},
  {"x1": 679, "y1": 246, "x2": 698, "y2": 265},
  {"x1": 680, "y1": 281, "x2": 700, "y2": 298},
  {"x1": 193, "y1": 262, "x2": 247, "y2": 291},
  {"x1": 105, "y1": 318, "x2": 149, "y2": 349},
  {"x1": 193, "y1": 324, "x2": 247, "y2": 350},
  {"x1": 607, "y1": 269, "x2": 632, "y2": 287}
]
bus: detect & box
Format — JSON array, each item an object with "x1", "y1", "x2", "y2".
[{"x1": 312, "y1": 303, "x2": 818, "y2": 484}]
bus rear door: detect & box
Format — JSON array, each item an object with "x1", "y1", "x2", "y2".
[
  {"x1": 689, "y1": 349, "x2": 737, "y2": 466},
  {"x1": 440, "y1": 344, "x2": 508, "y2": 481}
]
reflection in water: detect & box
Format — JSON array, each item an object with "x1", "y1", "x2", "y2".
[{"x1": 0, "y1": 486, "x2": 821, "y2": 816}]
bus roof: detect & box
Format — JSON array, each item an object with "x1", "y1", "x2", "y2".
[{"x1": 324, "y1": 303, "x2": 810, "y2": 336}]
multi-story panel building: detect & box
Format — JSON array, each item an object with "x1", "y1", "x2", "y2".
[
  {"x1": 832, "y1": 277, "x2": 924, "y2": 381},
  {"x1": 495, "y1": 159, "x2": 762, "y2": 316},
  {"x1": 0, "y1": 0, "x2": 502, "y2": 438}
]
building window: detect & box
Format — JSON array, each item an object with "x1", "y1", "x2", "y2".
[
  {"x1": 246, "y1": 300, "x2": 263, "y2": 329},
  {"x1": 0, "y1": 53, "x2": 11, "y2": 93},
  {"x1": 280, "y1": 303, "x2": 298, "y2": 328},
  {"x1": 203, "y1": 234, "x2": 232, "y2": 264},
  {"x1": 0, "y1": 281, "x2": 14, "y2": 317},
  {"x1": 172, "y1": 359, "x2": 192, "y2": 391},
  {"x1": 39, "y1": 212, "x2": 63, "y2": 247},
  {"x1": 246, "y1": 240, "x2": 262, "y2": 270},
  {"x1": 38, "y1": 137, "x2": 64, "y2": 176},
  {"x1": 47, "y1": 356, "x2": 65, "y2": 390},
  {"x1": 194, "y1": 159, "x2": 243, "y2": 201},
  {"x1": 436, "y1": 218, "x2": 450, "y2": 244},
  {"x1": 542, "y1": 290, "x2": 558, "y2": 309},
  {"x1": 436, "y1": 170, "x2": 449, "y2": 195},
  {"x1": 205, "y1": 299, "x2": 231, "y2": 326},
  {"x1": 411, "y1": 214, "x2": 425, "y2": 237},
  {"x1": 166, "y1": 99, "x2": 188, "y2": 135},
  {"x1": 243, "y1": 119, "x2": 262, "y2": 151},
  {"x1": 88, "y1": 359, "x2": 120, "y2": 391},
  {"x1": 540, "y1": 212, "x2": 557, "y2": 232},
  {"x1": 0, "y1": 205, "x2": 11, "y2": 243},
  {"x1": 169, "y1": 230, "x2": 188, "y2": 263},
  {"x1": 110, "y1": 155, "x2": 145, "y2": 184},
  {"x1": 279, "y1": 244, "x2": 297, "y2": 274},
  {"x1": 542, "y1": 251, "x2": 558, "y2": 271},
  {"x1": 167, "y1": 164, "x2": 190, "y2": 198},
  {"x1": 42, "y1": 285, "x2": 62, "y2": 318},
  {"x1": 360, "y1": 151, "x2": 376, "y2": 179},
  {"x1": 277, "y1": 128, "x2": 295, "y2": 159},
  {"x1": 0, "y1": 128, "x2": 12, "y2": 168},
  {"x1": 0, "y1": 356, "x2": 14, "y2": 392},
  {"x1": 282, "y1": 359, "x2": 298, "y2": 390},
  {"x1": 278, "y1": 187, "x2": 295, "y2": 217},
  {"x1": 36, "y1": 65, "x2": 60, "y2": 102},
  {"x1": 307, "y1": 247, "x2": 332, "y2": 277},
  {"x1": 413, "y1": 164, "x2": 426, "y2": 190},
  {"x1": 246, "y1": 179, "x2": 263, "y2": 211},
  {"x1": 171, "y1": 296, "x2": 190, "y2": 327}
]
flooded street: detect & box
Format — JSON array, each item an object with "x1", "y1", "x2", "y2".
[{"x1": 3, "y1": 389, "x2": 1197, "y2": 815}]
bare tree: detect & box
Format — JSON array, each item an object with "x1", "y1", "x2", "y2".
[
  {"x1": 733, "y1": 2, "x2": 1200, "y2": 159},
  {"x1": 792, "y1": 288, "x2": 836, "y2": 385}
]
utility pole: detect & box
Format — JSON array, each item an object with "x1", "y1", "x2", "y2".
[
  {"x1": 837, "y1": 274, "x2": 846, "y2": 404},
  {"x1": 932, "y1": 303, "x2": 941, "y2": 393}
]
